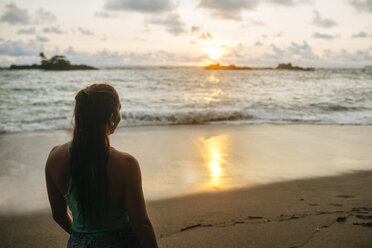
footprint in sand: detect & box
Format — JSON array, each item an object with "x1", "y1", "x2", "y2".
[
  {"x1": 352, "y1": 222, "x2": 372, "y2": 227},
  {"x1": 351, "y1": 207, "x2": 372, "y2": 213},
  {"x1": 356, "y1": 215, "x2": 372, "y2": 220},
  {"x1": 234, "y1": 221, "x2": 245, "y2": 225},
  {"x1": 329, "y1": 203, "x2": 343, "y2": 207},
  {"x1": 247, "y1": 216, "x2": 263, "y2": 220},
  {"x1": 308, "y1": 203, "x2": 318, "y2": 206},
  {"x1": 335, "y1": 195, "x2": 355, "y2": 198},
  {"x1": 336, "y1": 216, "x2": 347, "y2": 223}
]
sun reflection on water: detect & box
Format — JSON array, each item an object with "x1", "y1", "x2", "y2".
[
  {"x1": 197, "y1": 72, "x2": 223, "y2": 104},
  {"x1": 206, "y1": 72, "x2": 220, "y2": 84},
  {"x1": 199, "y1": 134, "x2": 230, "y2": 190},
  {"x1": 204, "y1": 88, "x2": 223, "y2": 104}
]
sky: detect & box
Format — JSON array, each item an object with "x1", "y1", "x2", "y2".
[{"x1": 0, "y1": 0, "x2": 371, "y2": 67}]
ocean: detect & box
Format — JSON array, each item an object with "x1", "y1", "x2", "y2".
[{"x1": 1, "y1": 67, "x2": 372, "y2": 133}]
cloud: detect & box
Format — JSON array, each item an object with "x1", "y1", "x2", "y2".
[
  {"x1": 250, "y1": 19, "x2": 265, "y2": 26},
  {"x1": 94, "y1": 11, "x2": 119, "y2": 18},
  {"x1": 62, "y1": 46, "x2": 203, "y2": 66},
  {"x1": 311, "y1": 11, "x2": 337, "y2": 28},
  {"x1": 104, "y1": 0, "x2": 175, "y2": 13},
  {"x1": 199, "y1": 32, "x2": 213, "y2": 40},
  {"x1": 0, "y1": 40, "x2": 44, "y2": 57},
  {"x1": 222, "y1": 40, "x2": 320, "y2": 67},
  {"x1": 242, "y1": 18, "x2": 265, "y2": 27},
  {"x1": 191, "y1": 26, "x2": 201, "y2": 33},
  {"x1": 225, "y1": 40, "x2": 327, "y2": 67},
  {"x1": 312, "y1": 32, "x2": 339, "y2": 40},
  {"x1": 0, "y1": 3, "x2": 31, "y2": 25},
  {"x1": 34, "y1": 8, "x2": 57, "y2": 24},
  {"x1": 229, "y1": 41, "x2": 371, "y2": 67},
  {"x1": 266, "y1": 0, "x2": 295, "y2": 5},
  {"x1": 266, "y1": 0, "x2": 313, "y2": 5},
  {"x1": 287, "y1": 41, "x2": 317, "y2": 59},
  {"x1": 349, "y1": 0, "x2": 372, "y2": 13},
  {"x1": 0, "y1": 4, "x2": 57, "y2": 25},
  {"x1": 1, "y1": 40, "x2": 371, "y2": 67},
  {"x1": 148, "y1": 14, "x2": 186, "y2": 35},
  {"x1": 198, "y1": 0, "x2": 259, "y2": 20},
  {"x1": 269, "y1": 42, "x2": 314, "y2": 59},
  {"x1": 42, "y1": 26, "x2": 64, "y2": 34},
  {"x1": 132, "y1": 37, "x2": 146, "y2": 42},
  {"x1": 198, "y1": 0, "x2": 312, "y2": 20},
  {"x1": 77, "y1": 27, "x2": 95, "y2": 36},
  {"x1": 17, "y1": 28, "x2": 36, "y2": 35},
  {"x1": 254, "y1": 41, "x2": 263, "y2": 46},
  {"x1": 351, "y1": 31, "x2": 370, "y2": 38},
  {"x1": 36, "y1": 35, "x2": 49, "y2": 42},
  {"x1": 322, "y1": 47, "x2": 372, "y2": 65}
]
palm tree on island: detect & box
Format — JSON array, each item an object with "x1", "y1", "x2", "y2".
[{"x1": 9, "y1": 53, "x2": 97, "y2": 71}]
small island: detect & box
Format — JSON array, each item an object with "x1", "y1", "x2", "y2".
[
  {"x1": 275, "y1": 63, "x2": 314, "y2": 71},
  {"x1": 9, "y1": 53, "x2": 97, "y2": 71},
  {"x1": 204, "y1": 64, "x2": 254, "y2": 70},
  {"x1": 204, "y1": 62, "x2": 314, "y2": 71}
]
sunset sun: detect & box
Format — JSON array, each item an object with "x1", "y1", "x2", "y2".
[{"x1": 203, "y1": 44, "x2": 225, "y2": 61}]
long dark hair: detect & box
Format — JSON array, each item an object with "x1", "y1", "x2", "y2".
[{"x1": 69, "y1": 83, "x2": 120, "y2": 225}]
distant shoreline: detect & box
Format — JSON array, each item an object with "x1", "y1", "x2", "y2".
[
  {"x1": 6, "y1": 53, "x2": 97, "y2": 71},
  {"x1": 8, "y1": 64, "x2": 97, "y2": 71},
  {"x1": 1, "y1": 65, "x2": 371, "y2": 70},
  {"x1": 204, "y1": 62, "x2": 315, "y2": 71}
]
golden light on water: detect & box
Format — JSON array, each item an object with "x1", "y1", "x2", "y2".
[
  {"x1": 206, "y1": 73, "x2": 220, "y2": 83},
  {"x1": 203, "y1": 72, "x2": 223, "y2": 104},
  {"x1": 204, "y1": 88, "x2": 223, "y2": 104},
  {"x1": 199, "y1": 134, "x2": 230, "y2": 190}
]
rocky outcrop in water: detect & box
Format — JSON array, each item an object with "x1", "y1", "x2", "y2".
[
  {"x1": 275, "y1": 63, "x2": 314, "y2": 71},
  {"x1": 204, "y1": 62, "x2": 314, "y2": 71},
  {"x1": 9, "y1": 53, "x2": 97, "y2": 71}
]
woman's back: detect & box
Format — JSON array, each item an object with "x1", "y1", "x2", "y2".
[
  {"x1": 47, "y1": 141, "x2": 139, "y2": 229},
  {"x1": 63, "y1": 141, "x2": 133, "y2": 233},
  {"x1": 45, "y1": 83, "x2": 157, "y2": 247}
]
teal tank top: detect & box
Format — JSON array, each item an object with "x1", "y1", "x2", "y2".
[{"x1": 64, "y1": 141, "x2": 131, "y2": 233}]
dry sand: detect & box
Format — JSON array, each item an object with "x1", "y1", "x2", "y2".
[
  {"x1": 0, "y1": 171, "x2": 372, "y2": 247},
  {"x1": 0, "y1": 124, "x2": 371, "y2": 247}
]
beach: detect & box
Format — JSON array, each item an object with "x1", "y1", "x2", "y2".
[
  {"x1": 2, "y1": 0, "x2": 372, "y2": 246},
  {"x1": 1, "y1": 124, "x2": 372, "y2": 247}
]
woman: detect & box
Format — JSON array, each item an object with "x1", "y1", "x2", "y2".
[{"x1": 45, "y1": 83, "x2": 158, "y2": 248}]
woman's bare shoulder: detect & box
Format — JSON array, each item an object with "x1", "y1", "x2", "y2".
[
  {"x1": 109, "y1": 147, "x2": 140, "y2": 172},
  {"x1": 45, "y1": 143, "x2": 69, "y2": 171}
]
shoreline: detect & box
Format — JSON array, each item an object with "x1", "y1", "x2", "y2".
[
  {"x1": 1, "y1": 122, "x2": 372, "y2": 136},
  {"x1": 1, "y1": 124, "x2": 372, "y2": 207}
]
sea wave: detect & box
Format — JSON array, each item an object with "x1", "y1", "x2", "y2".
[
  {"x1": 309, "y1": 103, "x2": 368, "y2": 112},
  {"x1": 1, "y1": 68, "x2": 372, "y2": 133},
  {"x1": 1, "y1": 107, "x2": 372, "y2": 133},
  {"x1": 121, "y1": 109, "x2": 255, "y2": 125}
]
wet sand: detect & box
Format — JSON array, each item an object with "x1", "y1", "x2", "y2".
[{"x1": 0, "y1": 124, "x2": 372, "y2": 247}]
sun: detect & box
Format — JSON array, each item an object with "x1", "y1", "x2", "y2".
[
  {"x1": 204, "y1": 45, "x2": 224, "y2": 61},
  {"x1": 204, "y1": 45, "x2": 224, "y2": 60}
]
